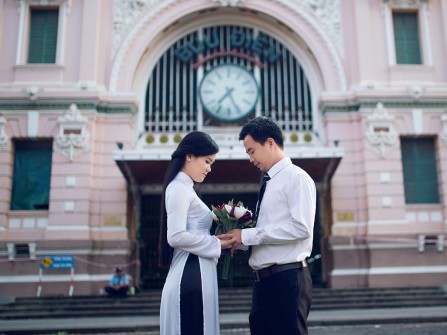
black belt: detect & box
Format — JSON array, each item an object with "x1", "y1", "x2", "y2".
[{"x1": 253, "y1": 261, "x2": 307, "y2": 282}]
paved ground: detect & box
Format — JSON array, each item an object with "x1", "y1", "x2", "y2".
[
  {"x1": 309, "y1": 323, "x2": 447, "y2": 335},
  {"x1": 10, "y1": 323, "x2": 446, "y2": 335},
  {"x1": 1, "y1": 306, "x2": 447, "y2": 335},
  {"x1": 219, "y1": 323, "x2": 447, "y2": 335}
]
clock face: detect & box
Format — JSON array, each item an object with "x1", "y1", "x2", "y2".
[{"x1": 199, "y1": 64, "x2": 259, "y2": 122}]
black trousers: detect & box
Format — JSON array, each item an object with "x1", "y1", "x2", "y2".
[
  {"x1": 180, "y1": 253, "x2": 204, "y2": 335},
  {"x1": 104, "y1": 285, "x2": 129, "y2": 297},
  {"x1": 249, "y1": 266, "x2": 312, "y2": 335}
]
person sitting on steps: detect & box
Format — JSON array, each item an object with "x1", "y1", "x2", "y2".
[{"x1": 104, "y1": 267, "x2": 130, "y2": 298}]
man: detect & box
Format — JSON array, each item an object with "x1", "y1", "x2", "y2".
[
  {"x1": 219, "y1": 116, "x2": 316, "y2": 335},
  {"x1": 104, "y1": 267, "x2": 130, "y2": 298}
]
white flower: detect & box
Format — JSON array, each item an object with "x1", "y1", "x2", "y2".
[
  {"x1": 224, "y1": 204, "x2": 232, "y2": 213},
  {"x1": 211, "y1": 211, "x2": 218, "y2": 222},
  {"x1": 233, "y1": 206, "x2": 248, "y2": 219}
]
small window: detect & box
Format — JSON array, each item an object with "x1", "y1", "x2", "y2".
[
  {"x1": 28, "y1": 8, "x2": 59, "y2": 64},
  {"x1": 15, "y1": 244, "x2": 30, "y2": 257},
  {"x1": 11, "y1": 139, "x2": 53, "y2": 210},
  {"x1": 401, "y1": 137, "x2": 439, "y2": 204},
  {"x1": 393, "y1": 12, "x2": 421, "y2": 64}
]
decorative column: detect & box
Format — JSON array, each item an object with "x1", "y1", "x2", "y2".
[
  {"x1": 440, "y1": 110, "x2": 447, "y2": 144},
  {"x1": 0, "y1": 115, "x2": 9, "y2": 149}
]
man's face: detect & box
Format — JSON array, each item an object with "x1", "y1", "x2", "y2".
[{"x1": 243, "y1": 135, "x2": 274, "y2": 172}]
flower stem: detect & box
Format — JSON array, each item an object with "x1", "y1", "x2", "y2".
[{"x1": 222, "y1": 250, "x2": 232, "y2": 280}]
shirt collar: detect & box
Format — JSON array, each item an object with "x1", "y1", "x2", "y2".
[
  {"x1": 267, "y1": 157, "x2": 292, "y2": 178},
  {"x1": 176, "y1": 171, "x2": 194, "y2": 187}
]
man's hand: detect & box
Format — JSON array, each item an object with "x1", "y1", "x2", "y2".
[
  {"x1": 217, "y1": 229, "x2": 242, "y2": 256},
  {"x1": 219, "y1": 238, "x2": 233, "y2": 250}
]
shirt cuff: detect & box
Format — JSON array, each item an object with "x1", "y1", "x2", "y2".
[{"x1": 241, "y1": 228, "x2": 258, "y2": 246}]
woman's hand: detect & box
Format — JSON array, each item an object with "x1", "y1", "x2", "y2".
[
  {"x1": 217, "y1": 229, "x2": 242, "y2": 255},
  {"x1": 219, "y1": 238, "x2": 233, "y2": 250}
]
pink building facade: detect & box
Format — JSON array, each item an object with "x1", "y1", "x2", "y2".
[{"x1": 0, "y1": 0, "x2": 446, "y2": 297}]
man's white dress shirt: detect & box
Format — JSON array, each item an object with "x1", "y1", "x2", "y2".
[{"x1": 241, "y1": 157, "x2": 316, "y2": 270}]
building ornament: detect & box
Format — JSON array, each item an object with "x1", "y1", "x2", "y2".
[
  {"x1": 54, "y1": 104, "x2": 90, "y2": 161},
  {"x1": 381, "y1": 0, "x2": 428, "y2": 15},
  {"x1": 365, "y1": 102, "x2": 397, "y2": 157},
  {"x1": 17, "y1": 0, "x2": 72, "y2": 15},
  {"x1": 110, "y1": 0, "x2": 346, "y2": 92},
  {"x1": 113, "y1": 0, "x2": 151, "y2": 52},
  {"x1": 382, "y1": 0, "x2": 428, "y2": 7},
  {"x1": 211, "y1": 0, "x2": 245, "y2": 6},
  {"x1": 0, "y1": 115, "x2": 9, "y2": 149},
  {"x1": 25, "y1": 87, "x2": 39, "y2": 101},
  {"x1": 440, "y1": 111, "x2": 447, "y2": 144},
  {"x1": 300, "y1": 0, "x2": 343, "y2": 54},
  {"x1": 112, "y1": 0, "x2": 342, "y2": 54}
]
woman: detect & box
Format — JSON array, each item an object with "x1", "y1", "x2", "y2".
[{"x1": 158, "y1": 131, "x2": 230, "y2": 335}]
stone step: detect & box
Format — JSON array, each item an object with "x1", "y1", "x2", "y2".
[
  {"x1": 2, "y1": 300, "x2": 447, "y2": 320},
  {"x1": 1, "y1": 286, "x2": 446, "y2": 320},
  {"x1": 2, "y1": 292, "x2": 446, "y2": 310},
  {"x1": 8, "y1": 286, "x2": 444, "y2": 303}
]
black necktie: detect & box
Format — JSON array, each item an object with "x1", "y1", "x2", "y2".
[
  {"x1": 253, "y1": 174, "x2": 271, "y2": 223},
  {"x1": 249, "y1": 174, "x2": 270, "y2": 256}
]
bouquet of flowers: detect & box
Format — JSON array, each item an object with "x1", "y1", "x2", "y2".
[{"x1": 211, "y1": 200, "x2": 255, "y2": 280}]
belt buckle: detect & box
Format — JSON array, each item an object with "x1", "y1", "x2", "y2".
[{"x1": 253, "y1": 270, "x2": 261, "y2": 282}]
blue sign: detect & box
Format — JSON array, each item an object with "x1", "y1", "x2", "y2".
[{"x1": 40, "y1": 255, "x2": 74, "y2": 269}]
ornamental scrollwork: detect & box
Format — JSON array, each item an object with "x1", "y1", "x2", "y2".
[
  {"x1": 211, "y1": 0, "x2": 245, "y2": 6},
  {"x1": 111, "y1": 0, "x2": 344, "y2": 68},
  {"x1": 365, "y1": 102, "x2": 397, "y2": 157},
  {"x1": 54, "y1": 104, "x2": 90, "y2": 161},
  {"x1": 113, "y1": 0, "x2": 150, "y2": 52}
]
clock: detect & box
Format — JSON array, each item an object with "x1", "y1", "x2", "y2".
[{"x1": 199, "y1": 64, "x2": 259, "y2": 122}]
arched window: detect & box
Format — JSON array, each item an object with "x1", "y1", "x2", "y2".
[{"x1": 145, "y1": 25, "x2": 312, "y2": 133}]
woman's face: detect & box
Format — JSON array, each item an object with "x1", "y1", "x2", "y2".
[{"x1": 182, "y1": 153, "x2": 217, "y2": 183}]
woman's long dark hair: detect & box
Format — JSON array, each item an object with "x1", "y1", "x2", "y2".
[{"x1": 158, "y1": 131, "x2": 219, "y2": 268}]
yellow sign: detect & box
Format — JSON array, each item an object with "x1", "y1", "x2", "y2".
[
  {"x1": 104, "y1": 215, "x2": 122, "y2": 226},
  {"x1": 41, "y1": 256, "x2": 53, "y2": 268},
  {"x1": 337, "y1": 212, "x2": 354, "y2": 222}
]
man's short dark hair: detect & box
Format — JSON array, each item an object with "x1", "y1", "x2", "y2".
[{"x1": 239, "y1": 116, "x2": 284, "y2": 149}]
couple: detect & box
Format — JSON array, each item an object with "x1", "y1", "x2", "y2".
[{"x1": 158, "y1": 116, "x2": 316, "y2": 335}]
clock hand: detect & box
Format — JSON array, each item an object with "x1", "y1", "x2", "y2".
[
  {"x1": 228, "y1": 93, "x2": 242, "y2": 114},
  {"x1": 218, "y1": 87, "x2": 235, "y2": 103}
]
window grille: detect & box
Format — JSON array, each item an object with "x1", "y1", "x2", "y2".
[{"x1": 145, "y1": 25, "x2": 313, "y2": 133}]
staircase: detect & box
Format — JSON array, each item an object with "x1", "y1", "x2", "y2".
[{"x1": 1, "y1": 286, "x2": 447, "y2": 320}]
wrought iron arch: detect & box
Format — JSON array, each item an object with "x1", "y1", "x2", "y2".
[{"x1": 145, "y1": 25, "x2": 313, "y2": 132}]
